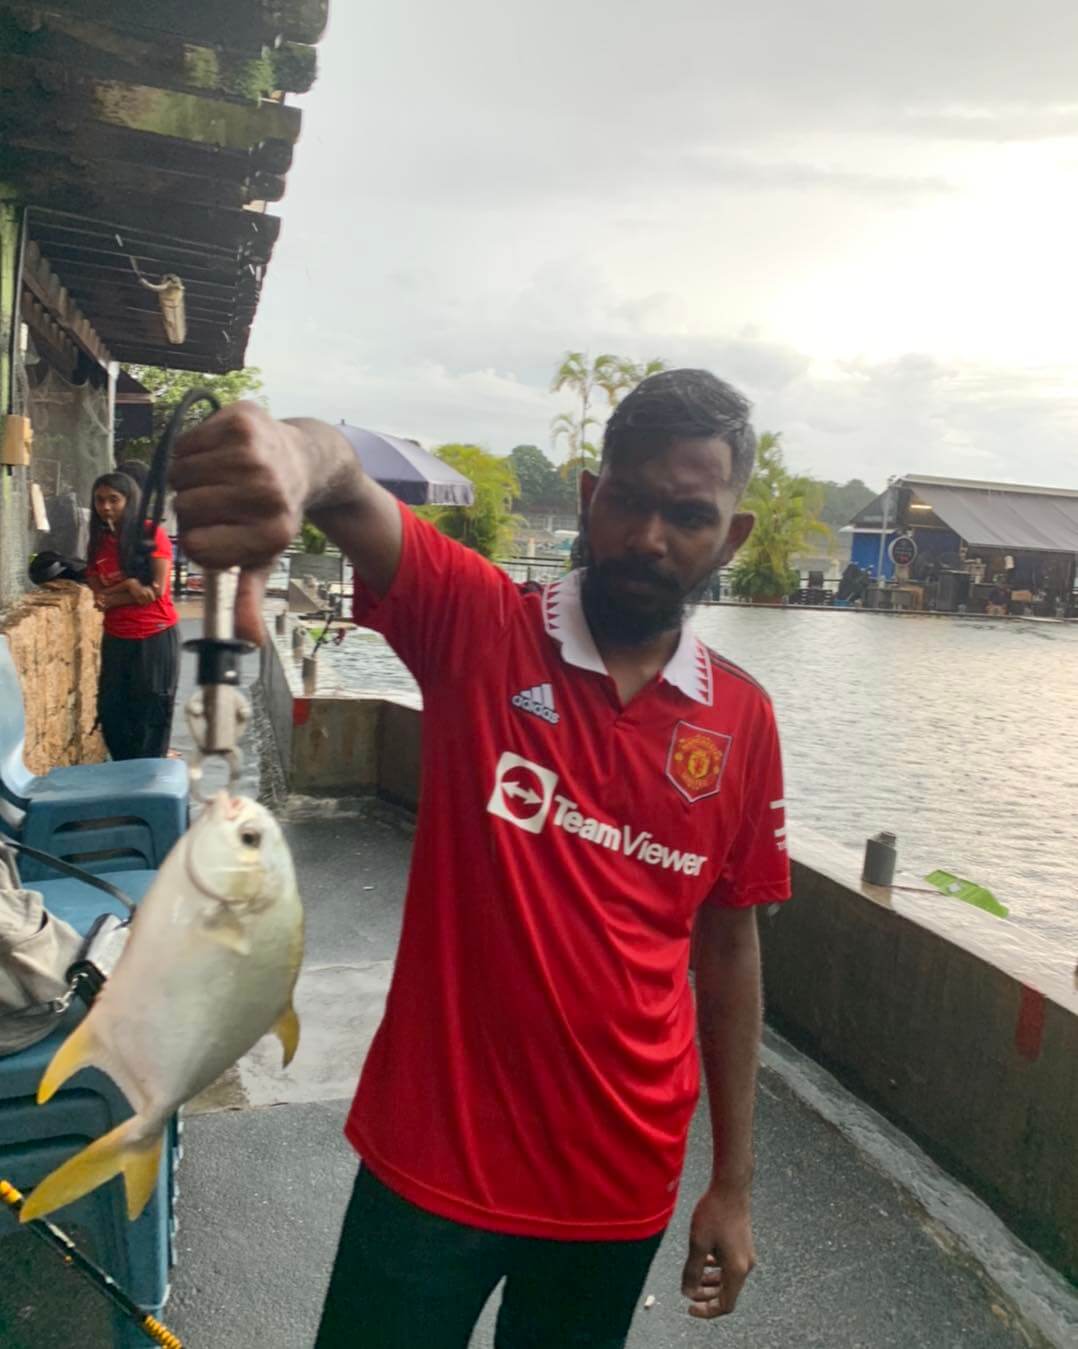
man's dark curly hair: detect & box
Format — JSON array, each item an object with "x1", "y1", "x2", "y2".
[{"x1": 601, "y1": 368, "x2": 757, "y2": 493}]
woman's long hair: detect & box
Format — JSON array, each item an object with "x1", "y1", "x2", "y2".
[{"x1": 88, "y1": 472, "x2": 143, "y2": 576}]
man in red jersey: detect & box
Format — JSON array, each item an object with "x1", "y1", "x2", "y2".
[{"x1": 172, "y1": 369, "x2": 791, "y2": 1348}]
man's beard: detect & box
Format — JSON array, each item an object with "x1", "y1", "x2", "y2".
[{"x1": 578, "y1": 542, "x2": 711, "y2": 646}]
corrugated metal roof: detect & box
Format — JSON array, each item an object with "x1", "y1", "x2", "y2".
[
  {"x1": 902, "y1": 473, "x2": 1078, "y2": 499},
  {"x1": 0, "y1": 0, "x2": 327, "y2": 370},
  {"x1": 909, "y1": 483, "x2": 1078, "y2": 553}
]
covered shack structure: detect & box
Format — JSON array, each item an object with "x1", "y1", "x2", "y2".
[
  {"x1": 0, "y1": 0, "x2": 326, "y2": 768},
  {"x1": 846, "y1": 474, "x2": 1078, "y2": 616}
]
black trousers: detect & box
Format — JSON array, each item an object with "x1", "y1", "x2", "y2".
[
  {"x1": 97, "y1": 626, "x2": 180, "y2": 761},
  {"x1": 314, "y1": 1167, "x2": 664, "y2": 1349}
]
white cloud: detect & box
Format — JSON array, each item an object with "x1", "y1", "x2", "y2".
[{"x1": 249, "y1": 0, "x2": 1078, "y2": 491}]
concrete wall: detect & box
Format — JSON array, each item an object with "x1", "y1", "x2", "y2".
[
  {"x1": 257, "y1": 629, "x2": 1078, "y2": 1281},
  {"x1": 0, "y1": 581, "x2": 105, "y2": 772},
  {"x1": 760, "y1": 832, "x2": 1078, "y2": 1283},
  {"x1": 1, "y1": 343, "x2": 111, "y2": 608},
  {"x1": 286, "y1": 552, "x2": 344, "y2": 589},
  {"x1": 259, "y1": 629, "x2": 420, "y2": 799}
]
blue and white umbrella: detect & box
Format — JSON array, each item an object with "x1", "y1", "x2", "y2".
[{"x1": 337, "y1": 424, "x2": 475, "y2": 507}]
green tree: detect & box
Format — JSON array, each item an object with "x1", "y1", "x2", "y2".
[
  {"x1": 816, "y1": 477, "x2": 877, "y2": 529},
  {"x1": 420, "y1": 444, "x2": 520, "y2": 559},
  {"x1": 507, "y1": 444, "x2": 557, "y2": 510},
  {"x1": 550, "y1": 351, "x2": 667, "y2": 482},
  {"x1": 729, "y1": 433, "x2": 831, "y2": 602},
  {"x1": 118, "y1": 364, "x2": 266, "y2": 460},
  {"x1": 299, "y1": 522, "x2": 328, "y2": 554},
  {"x1": 507, "y1": 444, "x2": 575, "y2": 514}
]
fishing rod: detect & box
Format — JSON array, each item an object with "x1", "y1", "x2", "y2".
[
  {"x1": 0, "y1": 1179, "x2": 183, "y2": 1347},
  {"x1": 125, "y1": 390, "x2": 254, "y2": 798}
]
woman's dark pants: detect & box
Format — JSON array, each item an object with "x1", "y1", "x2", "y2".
[{"x1": 97, "y1": 626, "x2": 180, "y2": 760}]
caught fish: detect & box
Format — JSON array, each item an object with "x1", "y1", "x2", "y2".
[{"x1": 21, "y1": 794, "x2": 303, "y2": 1224}]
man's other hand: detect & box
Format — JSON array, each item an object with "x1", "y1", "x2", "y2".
[
  {"x1": 171, "y1": 403, "x2": 309, "y2": 643},
  {"x1": 680, "y1": 1180, "x2": 757, "y2": 1318}
]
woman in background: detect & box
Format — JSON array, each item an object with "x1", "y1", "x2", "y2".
[{"x1": 85, "y1": 471, "x2": 180, "y2": 760}]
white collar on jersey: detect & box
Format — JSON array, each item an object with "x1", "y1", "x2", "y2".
[{"x1": 541, "y1": 568, "x2": 714, "y2": 706}]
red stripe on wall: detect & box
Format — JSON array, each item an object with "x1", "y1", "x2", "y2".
[{"x1": 1014, "y1": 985, "x2": 1046, "y2": 1062}]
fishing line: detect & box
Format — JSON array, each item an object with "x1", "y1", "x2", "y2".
[{"x1": 123, "y1": 389, "x2": 220, "y2": 586}]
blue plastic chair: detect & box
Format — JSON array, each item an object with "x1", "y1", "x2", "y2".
[
  {"x1": 0, "y1": 871, "x2": 176, "y2": 1342},
  {"x1": 33, "y1": 871, "x2": 157, "y2": 924},
  {"x1": 0, "y1": 636, "x2": 188, "y2": 881}
]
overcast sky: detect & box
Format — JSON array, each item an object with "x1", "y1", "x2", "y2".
[{"x1": 249, "y1": 0, "x2": 1078, "y2": 489}]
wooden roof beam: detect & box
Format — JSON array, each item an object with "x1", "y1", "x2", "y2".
[
  {"x1": 31, "y1": 239, "x2": 258, "y2": 286},
  {"x1": 0, "y1": 57, "x2": 302, "y2": 151},
  {"x1": 4, "y1": 148, "x2": 286, "y2": 212},
  {"x1": 22, "y1": 239, "x2": 111, "y2": 367},
  {"x1": 1, "y1": 11, "x2": 318, "y2": 99},
  {"x1": 3, "y1": 1, "x2": 329, "y2": 51},
  {"x1": 27, "y1": 200, "x2": 281, "y2": 261},
  {"x1": 1, "y1": 118, "x2": 293, "y2": 185},
  {"x1": 67, "y1": 292, "x2": 250, "y2": 324},
  {"x1": 28, "y1": 217, "x2": 243, "y2": 266},
  {"x1": 107, "y1": 341, "x2": 248, "y2": 374}
]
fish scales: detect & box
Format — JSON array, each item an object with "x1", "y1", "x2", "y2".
[{"x1": 20, "y1": 794, "x2": 304, "y2": 1224}]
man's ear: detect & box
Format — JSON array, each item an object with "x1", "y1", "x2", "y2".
[
  {"x1": 717, "y1": 511, "x2": 755, "y2": 566},
  {"x1": 579, "y1": 469, "x2": 598, "y2": 514}
]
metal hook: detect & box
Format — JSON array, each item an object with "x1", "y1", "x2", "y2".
[
  {"x1": 182, "y1": 568, "x2": 253, "y2": 802},
  {"x1": 184, "y1": 693, "x2": 249, "y2": 803}
]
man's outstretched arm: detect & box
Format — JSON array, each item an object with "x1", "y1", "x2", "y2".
[
  {"x1": 170, "y1": 404, "x2": 402, "y2": 641},
  {"x1": 681, "y1": 903, "x2": 762, "y2": 1319}
]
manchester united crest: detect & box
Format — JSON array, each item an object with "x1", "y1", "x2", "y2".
[{"x1": 666, "y1": 721, "x2": 731, "y2": 804}]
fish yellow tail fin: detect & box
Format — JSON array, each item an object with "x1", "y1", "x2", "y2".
[
  {"x1": 20, "y1": 1117, "x2": 163, "y2": 1224},
  {"x1": 37, "y1": 1016, "x2": 102, "y2": 1104}
]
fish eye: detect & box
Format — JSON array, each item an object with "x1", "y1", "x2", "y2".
[{"x1": 239, "y1": 827, "x2": 262, "y2": 849}]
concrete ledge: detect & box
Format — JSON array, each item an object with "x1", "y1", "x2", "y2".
[
  {"x1": 258, "y1": 623, "x2": 1078, "y2": 1281},
  {"x1": 259, "y1": 622, "x2": 421, "y2": 799},
  {"x1": 761, "y1": 830, "x2": 1078, "y2": 1282}
]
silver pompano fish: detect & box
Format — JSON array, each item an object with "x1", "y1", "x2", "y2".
[{"x1": 21, "y1": 793, "x2": 303, "y2": 1225}]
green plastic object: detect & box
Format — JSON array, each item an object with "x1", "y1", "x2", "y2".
[{"x1": 925, "y1": 870, "x2": 1009, "y2": 918}]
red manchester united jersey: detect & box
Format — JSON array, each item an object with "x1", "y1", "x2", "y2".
[{"x1": 347, "y1": 504, "x2": 790, "y2": 1240}]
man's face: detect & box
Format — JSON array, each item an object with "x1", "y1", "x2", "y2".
[{"x1": 578, "y1": 436, "x2": 753, "y2": 645}]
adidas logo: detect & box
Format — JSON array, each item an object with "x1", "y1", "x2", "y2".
[{"x1": 511, "y1": 682, "x2": 560, "y2": 725}]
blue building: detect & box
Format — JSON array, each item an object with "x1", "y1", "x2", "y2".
[{"x1": 845, "y1": 474, "x2": 1078, "y2": 614}]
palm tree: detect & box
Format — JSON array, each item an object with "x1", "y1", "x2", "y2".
[
  {"x1": 551, "y1": 411, "x2": 601, "y2": 481},
  {"x1": 729, "y1": 433, "x2": 831, "y2": 602},
  {"x1": 549, "y1": 352, "x2": 668, "y2": 479},
  {"x1": 594, "y1": 355, "x2": 667, "y2": 407}
]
